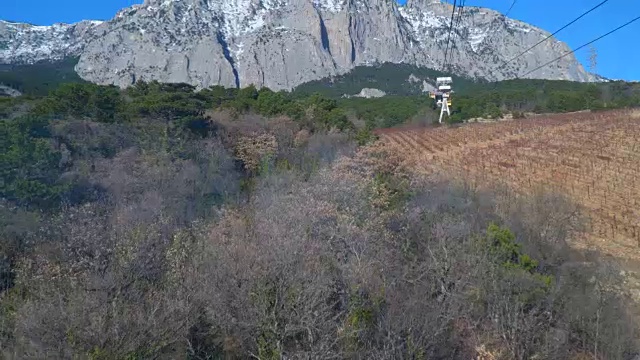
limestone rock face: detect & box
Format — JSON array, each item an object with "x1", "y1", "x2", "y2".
[
  {"x1": 0, "y1": 84, "x2": 22, "y2": 97},
  {"x1": 355, "y1": 88, "x2": 387, "y2": 98},
  {"x1": 0, "y1": 0, "x2": 595, "y2": 90}
]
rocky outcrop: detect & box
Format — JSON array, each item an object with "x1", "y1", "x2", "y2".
[
  {"x1": 0, "y1": 0, "x2": 595, "y2": 90},
  {"x1": 408, "y1": 74, "x2": 437, "y2": 93},
  {"x1": 355, "y1": 88, "x2": 387, "y2": 98},
  {"x1": 0, "y1": 84, "x2": 21, "y2": 97}
]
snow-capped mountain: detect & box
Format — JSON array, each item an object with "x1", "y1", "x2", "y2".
[{"x1": 0, "y1": 0, "x2": 595, "y2": 90}]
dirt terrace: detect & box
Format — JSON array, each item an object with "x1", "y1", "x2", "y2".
[{"x1": 376, "y1": 109, "x2": 640, "y2": 263}]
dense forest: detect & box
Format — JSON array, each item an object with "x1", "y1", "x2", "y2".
[{"x1": 1, "y1": 78, "x2": 638, "y2": 358}]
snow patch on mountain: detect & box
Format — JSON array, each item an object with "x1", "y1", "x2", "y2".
[
  {"x1": 313, "y1": 0, "x2": 346, "y2": 12},
  {"x1": 505, "y1": 18, "x2": 533, "y2": 33},
  {"x1": 398, "y1": 6, "x2": 449, "y2": 47},
  {"x1": 468, "y1": 28, "x2": 489, "y2": 53}
]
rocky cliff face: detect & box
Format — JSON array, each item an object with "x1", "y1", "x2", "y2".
[
  {"x1": 0, "y1": 84, "x2": 22, "y2": 97},
  {"x1": 0, "y1": 20, "x2": 104, "y2": 63},
  {"x1": 0, "y1": 0, "x2": 594, "y2": 90}
]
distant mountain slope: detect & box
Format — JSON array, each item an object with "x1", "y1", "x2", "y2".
[
  {"x1": 1, "y1": 0, "x2": 595, "y2": 90},
  {"x1": 292, "y1": 63, "x2": 478, "y2": 97},
  {"x1": 0, "y1": 57, "x2": 86, "y2": 96},
  {"x1": 292, "y1": 63, "x2": 636, "y2": 99},
  {"x1": 293, "y1": 62, "x2": 640, "y2": 126}
]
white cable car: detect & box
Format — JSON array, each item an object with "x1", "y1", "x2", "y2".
[{"x1": 429, "y1": 77, "x2": 453, "y2": 123}]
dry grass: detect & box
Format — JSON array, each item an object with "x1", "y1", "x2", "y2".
[{"x1": 377, "y1": 109, "x2": 640, "y2": 263}]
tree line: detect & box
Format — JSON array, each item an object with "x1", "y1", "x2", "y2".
[
  {"x1": 294, "y1": 63, "x2": 640, "y2": 124},
  {"x1": 4, "y1": 59, "x2": 640, "y2": 128}
]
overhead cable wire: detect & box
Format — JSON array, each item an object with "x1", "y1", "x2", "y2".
[
  {"x1": 454, "y1": 0, "x2": 466, "y2": 30},
  {"x1": 443, "y1": 0, "x2": 458, "y2": 70},
  {"x1": 518, "y1": 14, "x2": 640, "y2": 78},
  {"x1": 502, "y1": 0, "x2": 611, "y2": 67},
  {"x1": 504, "y1": 0, "x2": 518, "y2": 18},
  {"x1": 446, "y1": 0, "x2": 465, "y2": 68}
]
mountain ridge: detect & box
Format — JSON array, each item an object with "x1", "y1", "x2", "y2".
[{"x1": 1, "y1": 0, "x2": 596, "y2": 90}]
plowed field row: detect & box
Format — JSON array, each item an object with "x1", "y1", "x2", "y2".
[{"x1": 377, "y1": 110, "x2": 640, "y2": 261}]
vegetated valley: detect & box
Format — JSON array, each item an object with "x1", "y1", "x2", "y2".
[{"x1": 1, "y1": 69, "x2": 640, "y2": 359}]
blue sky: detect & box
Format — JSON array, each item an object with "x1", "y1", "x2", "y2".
[{"x1": 4, "y1": 0, "x2": 639, "y2": 81}]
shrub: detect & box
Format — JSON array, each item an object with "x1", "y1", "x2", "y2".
[
  {"x1": 228, "y1": 84, "x2": 259, "y2": 112},
  {"x1": 256, "y1": 88, "x2": 291, "y2": 116},
  {"x1": 355, "y1": 127, "x2": 377, "y2": 146},
  {"x1": 485, "y1": 223, "x2": 539, "y2": 272},
  {"x1": 234, "y1": 133, "x2": 278, "y2": 175},
  {"x1": 512, "y1": 110, "x2": 526, "y2": 119}
]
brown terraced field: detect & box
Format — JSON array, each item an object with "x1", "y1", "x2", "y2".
[{"x1": 376, "y1": 109, "x2": 640, "y2": 262}]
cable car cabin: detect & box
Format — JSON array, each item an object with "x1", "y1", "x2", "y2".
[
  {"x1": 436, "y1": 77, "x2": 452, "y2": 90},
  {"x1": 430, "y1": 77, "x2": 454, "y2": 123},
  {"x1": 430, "y1": 77, "x2": 453, "y2": 109},
  {"x1": 429, "y1": 91, "x2": 452, "y2": 109}
]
